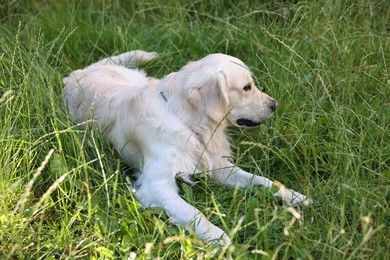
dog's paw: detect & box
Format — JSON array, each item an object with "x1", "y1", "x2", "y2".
[
  {"x1": 271, "y1": 182, "x2": 311, "y2": 206},
  {"x1": 289, "y1": 193, "x2": 313, "y2": 207},
  {"x1": 198, "y1": 225, "x2": 231, "y2": 246},
  {"x1": 217, "y1": 233, "x2": 232, "y2": 246},
  {"x1": 208, "y1": 232, "x2": 232, "y2": 246}
]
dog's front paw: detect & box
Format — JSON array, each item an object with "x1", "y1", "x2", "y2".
[
  {"x1": 217, "y1": 232, "x2": 232, "y2": 246},
  {"x1": 272, "y1": 182, "x2": 311, "y2": 206},
  {"x1": 199, "y1": 225, "x2": 231, "y2": 246},
  {"x1": 288, "y1": 192, "x2": 313, "y2": 207}
]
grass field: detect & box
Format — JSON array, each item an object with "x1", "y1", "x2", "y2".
[{"x1": 1, "y1": 0, "x2": 389, "y2": 258}]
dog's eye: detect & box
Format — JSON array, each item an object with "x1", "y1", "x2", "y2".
[{"x1": 243, "y1": 84, "x2": 252, "y2": 91}]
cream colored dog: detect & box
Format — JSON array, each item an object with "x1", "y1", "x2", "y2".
[{"x1": 63, "y1": 50, "x2": 308, "y2": 245}]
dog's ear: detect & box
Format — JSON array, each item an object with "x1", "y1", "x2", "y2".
[{"x1": 184, "y1": 67, "x2": 229, "y2": 123}]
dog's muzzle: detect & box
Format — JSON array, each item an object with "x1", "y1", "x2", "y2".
[{"x1": 236, "y1": 118, "x2": 261, "y2": 127}]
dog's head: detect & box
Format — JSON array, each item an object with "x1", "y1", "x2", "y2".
[{"x1": 176, "y1": 53, "x2": 278, "y2": 128}]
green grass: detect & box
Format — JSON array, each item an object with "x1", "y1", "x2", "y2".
[{"x1": 1, "y1": 0, "x2": 389, "y2": 258}]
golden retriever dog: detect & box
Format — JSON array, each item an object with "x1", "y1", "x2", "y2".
[{"x1": 63, "y1": 50, "x2": 308, "y2": 245}]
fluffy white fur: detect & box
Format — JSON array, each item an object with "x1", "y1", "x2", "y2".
[{"x1": 63, "y1": 50, "x2": 308, "y2": 245}]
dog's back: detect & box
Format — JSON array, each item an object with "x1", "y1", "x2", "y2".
[{"x1": 63, "y1": 50, "x2": 158, "y2": 125}]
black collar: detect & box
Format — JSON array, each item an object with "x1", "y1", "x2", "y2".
[{"x1": 160, "y1": 91, "x2": 168, "y2": 102}]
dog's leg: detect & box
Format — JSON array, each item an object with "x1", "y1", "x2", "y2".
[
  {"x1": 211, "y1": 166, "x2": 309, "y2": 206},
  {"x1": 97, "y1": 50, "x2": 158, "y2": 68},
  {"x1": 134, "y1": 180, "x2": 231, "y2": 245}
]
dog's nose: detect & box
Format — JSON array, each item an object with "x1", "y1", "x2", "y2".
[{"x1": 270, "y1": 99, "x2": 278, "y2": 112}]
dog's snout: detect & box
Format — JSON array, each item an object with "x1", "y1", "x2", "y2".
[{"x1": 270, "y1": 99, "x2": 278, "y2": 112}]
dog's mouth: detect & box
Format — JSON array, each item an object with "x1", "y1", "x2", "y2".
[{"x1": 236, "y1": 118, "x2": 261, "y2": 127}]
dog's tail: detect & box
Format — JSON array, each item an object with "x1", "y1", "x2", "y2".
[{"x1": 97, "y1": 50, "x2": 158, "y2": 68}]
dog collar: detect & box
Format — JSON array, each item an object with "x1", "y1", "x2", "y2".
[{"x1": 160, "y1": 91, "x2": 168, "y2": 102}]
